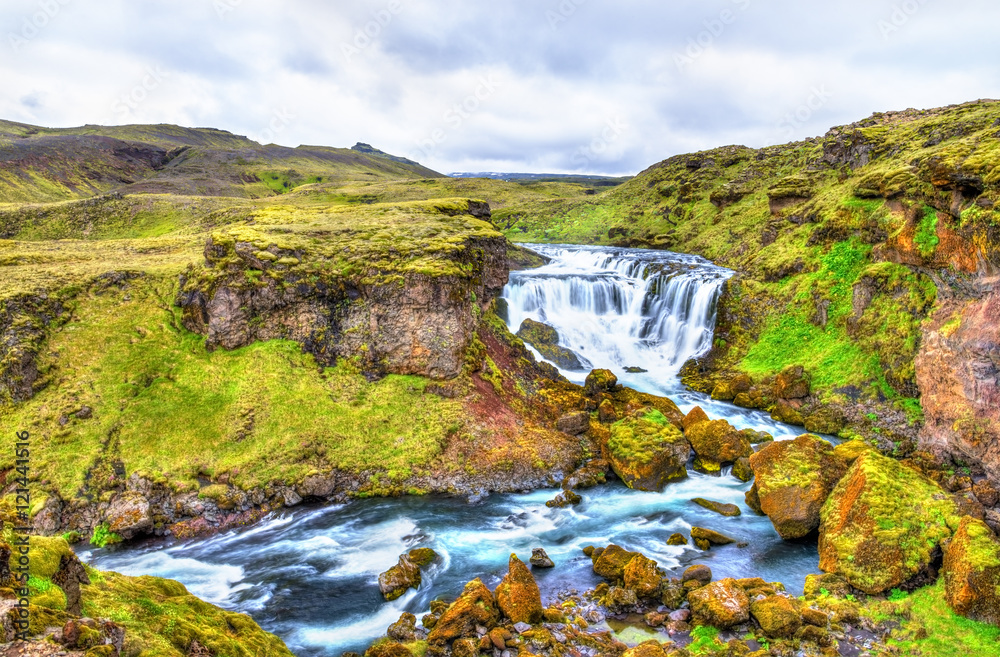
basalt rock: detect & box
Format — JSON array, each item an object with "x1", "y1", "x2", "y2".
[
  {"x1": 688, "y1": 578, "x2": 750, "y2": 628},
  {"x1": 427, "y1": 578, "x2": 499, "y2": 646},
  {"x1": 818, "y1": 451, "x2": 961, "y2": 593},
  {"x1": 942, "y1": 516, "x2": 1000, "y2": 625},
  {"x1": 593, "y1": 544, "x2": 638, "y2": 582},
  {"x1": 751, "y1": 595, "x2": 803, "y2": 638},
  {"x1": 584, "y1": 369, "x2": 620, "y2": 395},
  {"x1": 691, "y1": 526, "x2": 737, "y2": 546},
  {"x1": 685, "y1": 419, "x2": 751, "y2": 466},
  {"x1": 623, "y1": 553, "x2": 662, "y2": 598},
  {"x1": 103, "y1": 491, "x2": 153, "y2": 540},
  {"x1": 606, "y1": 410, "x2": 690, "y2": 491},
  {"x1": 691, "y1": 497, "x2": 741, "y2": 517},
  {"x1": 517, "y1": 318, "x2": 590, "y2": 371},
  {"x1": 774, "y1": 364, "x2": 811, "y2": 399},
  {"x1": 495, "y1": 554, "x2": 543, "y2": 624},
  {"x1": 529, "y1": 547, "x2": 554, "y2": 568},
  {"x1": 178, "y1": 228, "x2": 507, "y2": 380},
  {"x1": 748, "y1": 434, "x2": 851, "y2": 539}
]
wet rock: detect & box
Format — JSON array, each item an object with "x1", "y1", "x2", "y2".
[
  {"x1": 450, "y1": 638, "x2": 478, "y2": 657},
  {"x1": 802, "y1": 572, "x2": 851, "y2": 598},
  {"x1": 770, "y1": 399, "x2": 805, "y2": 426},
  {"x1": 378, "y1": 554, "x2": 423, "y2": 601},
  {"x1": 694, "y1": 538, "x2": 710, "y2": 550},
  {"x1": 593, "y1": 544, "x2": 637, "y2": 581},
  {"x1": 427, "y1": 578, "x2": 499, "y2": 646},
  {"x1": 103, "y1": 491, "x2": 152, "y2": 539},
  {"x1": 607, "y1": 410, "x2": 690, "y2": 491},
  {"x1": 801, "y1": 607, "x2": 829, "y2": 627},
  {"x1": 973, "y1": 479, "x2": 999, "y2": 507},
  {"x1": 604, "y1": 585, "x2": 639, "y2": 611},
  {"x1": 693, "y1": 455, "x2": 723, "y2": 476},
  {"x1": 644, "y1": 611, "x2": 668, "y2": 627},
  {"x1": 562, "y1": 459, "x2": 609, "y2": 490},
  {"x1": 546, "y1": 490, "x2": 581, "y2": 508},
  {"x1": 740, "y1": 428, "x2": 774, "y2": 445},
  {"x1": 691, "y1": 526, "x2": 736, "y2": 545},
  {"x1": 623, "y1": 552, "x2": 662, "y2": 598},
  {"x1": 669, "y1": 609, "x2": 691, "y2": 622},
  {"x1": 774, "y1": 364, "x2": 811, "y2": 399},
  {"x1": 943, "y1": 516, "x2": 1000, "y2": 625},
  {"x1": 682, "y1": 406, "x2": 710, "y2": 430},
  {"x1": 688, "y1": 578, "x2": 750, "y2": 628},
  {"x1": 387, "y1": 613, "x2": 420, "y2": 642},
  {"x1": 407, "y1": 548, "x2": 439, "y2": 567},
  {"x1": 685, "y1": 419, "x2": 751, "y2": 465},
  {"x1": 750, "y1": 595, "x2": 802, "y2": 638},
  {"x1": 692, "y1": 497, "x2": 741, "y2": 517},
  {"x1": 795, "y1": 624, "x2": 831, "y2": 645},
  {"x1": 732, "y1": 457, "x2": 754, "y2": 482},
  {"x1": 584, "y1": 368, "x2": 619, "y2": 395},
  {"x1": 495, "y1": 554, "x2": 543, "y2": 624},
  {"x1": 748, "y1": 434, "x2": 851, "y2": 539},
  {"x1": 745, "y1": 486, "x2": 763, "y2": 515},
  {"x1": 556, "y1": 411, "x2": 591, "y2": 435},
  {"x1": 711, "y1": 373, "x2": 752, "y2": 401},
  {"x1": 529, "y1": 548, "x2": 555, "y2": 568},
  {"x1": 667, "y1": 532, "x2": 688, "y2": 546},
  {"x1": 622, "y1": 642, "x2": 668, "y2": 657},
  {"x1": 818, "y1": 451, "x2": 960, "y2": 593},
  {"x1": 682, "y1": 564, "x2": 713, "y2": 587},
  {"x1": 488, "y1": 627, "x2": 509, "y2": 649},
  {"x1": 624, "y1": 366, "x2": 648, "y2": 373}
]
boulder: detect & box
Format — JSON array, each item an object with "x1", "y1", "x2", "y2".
[
  {"x1": 771, "y1": 399, "x2": 805, "y2": 426},
  {"x1": 387, "y1": 613, "x2": 419, "y2": 642},
  {"x1": 774, "y1": 365, "x2": 811, "y2": 399},
  {"x1": 562, "y1": 459, "x2": 609, "y2": 490},
  {"x1": 667, "y1": 533, "x2": 688, "y2": 546},
  {"x1": 529, "y1": 548, "x2": 554, "y2": 568},
  {"x1": 750, "y1": 595, "x2": 802, "y2": 638},
  {"x1": 427, "y1": 578, "x2": 499, "y2": 645},
  {"x1": 803, "y1": 406, "x2": 846, "y2": 435},
  {"x1": 103, "y1": 491, "x2": 152, "y2": 539},
  {"x1": 818, "y1": 452, "x2": 961, "y2": 593},
  {"x1": 607, "y1": 410, "x2": 690, "y2": 491},
  {"x1": 584, "y1": 368, "x2": 619, "y2": 395},
  {"x1": 598, "y1": 398, "x2": 619, "y2": 423},
  {"x1": 682, "y1": 564, "x2": 713, "y2": 587},
  {"x1": 942, "y1": 516, "x2": 1000, "y2": 625},
  {"x1": 593, "y1": 544, "x2": 637, "y2": 581},
  {"x1": 365, "y1": 642, "x2": 414, "y2": 657},
  {"x1": 691, "y1": 527, "x2": 736, "y2": 545},
  {"x1": 622, "y1": 642, "x2": 668, "y2": 657},
  {"x1": 495, "y1": 554, "x2": 543, "y2": 624},
  {"x1": 688, "y1": 578, "x2": 750, "y2": 628},
  {"x1": 546, "y1": 490, "x2": 581, "y2": 508},
  {"x1": 685, "y1": 419, "x2": 751, "y2": 465},
  {"x1": 682, "y1": 406, "x2": 710, "y2": 430},
  {"x1": 973, "y1": 479, "x2": 999, "y2": 507},
  {"x1": 623, "y1": 553, "x2": 662, "y2": 598},
  {"x1": 748, "y1": 434, "x2": 851, "y2": 539},
  {"x1": 740, "y1": 428, "x2": 774, "y2": 445},
  {"x1": 556, "y1": 411, "x2": 591, "y2": 435},
  {"x1": 692, "y1": 498, "x2": 741, "y2": 517},
  {"x1": 711, "y1": 373, "x2": 752, "y2": 401},
  {"x1": 732, "y1": 457, "x2": 754, "y2": 482},
  {"x1": 517, "y1": 319, "x2": 589, "y2": 370},
  {"x1": 378, "y1": 554, "x2": 422, "y2": 601}
]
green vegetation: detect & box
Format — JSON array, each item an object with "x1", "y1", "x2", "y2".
[
  {"x1": 90, "y1": 523, "x2": 123, "y2": 548},
  {"x1": 915, "y1": 205, "x2": 941, "y2": 258},
  {"x1": 687, "y1": 625, "x2": 723, "y2": 654},
  {"x1": 607, "y1": 410, "x2": 684, "y2": 465}
]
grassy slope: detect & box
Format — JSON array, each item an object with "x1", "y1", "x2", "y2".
[
  {"x1": 500, "y1": 100, "x2": 1000, "y2": 416},
  {"x1": 0, "y1": 120, "x2": 443, "y2": 203}
]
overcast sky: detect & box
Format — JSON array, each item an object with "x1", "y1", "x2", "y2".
[{"x1": 1, "y1": 0, "x2": 998, "y2": 175}]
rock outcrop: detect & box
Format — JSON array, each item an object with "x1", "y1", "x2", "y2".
[
  {"x1": 819, "y1": 452, "x2": 961, "y2": 593},
  {"x1": 494, "y1": 554, "x2": 543, "y2": 624},
  {"x1": 748, "y1": 434, "x2": 852, "y2": 539},
  {"x1": 942, "y1": 516, "x2": 1000, "y2": 625},
  {"x1": 516, "y1": 318, "x2": 589, "y2": 371},
  {"x1": 178, "y1": 213, "x2": 507, "y2": 380},
  {"x1": 606, "y1": 410, "x2": 690, "y2": 491}
]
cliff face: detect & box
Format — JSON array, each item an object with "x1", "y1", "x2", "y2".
[
  {"x1": 178, "y1": 229, "x2": 507, "y2": 380},
  {"x1": 917, "y1": 285, "x2": 1000, "y2": 483}
]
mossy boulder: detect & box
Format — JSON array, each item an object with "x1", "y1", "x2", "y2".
[
  {"x1": 942, "y1": 516, "x2": 1000, "y2": 625},
  {"x1": 748, "y1": 434, "x2": 851, "y2": 539},
  {"x1": 818, "y1": 452, "x2": 962, "y2": 593},
  {"x1": 555, "y1": 411, "x2": 591, "y2": 435},
  {"x1": 732, "y1": 457, "x2": 754, "y2": 482},
  {"x1": 494, "y1": 554, "x2": 543, "y2": 624},
  {"x1": 427, "y1": 578, "x2": 499, "y2": 645},
  {"x1": 622, "y1": 642, "x2": 669, "y2": 657},
  {"x1": 366, "y1": 641, "x2": 415, "y2": 657},
  {"x1": 607, "y1": 410, "x2": 690, "y2": 491},
  {"x1": 682, "y1": 406, "x2": 710, "y2": 430},
  {"x1": 688, "y1": 578, "x2": 750, "y2": 628},
  {"x1": 623, "y1": 553, "x2": 662, "y2": 599},
  {"x1": 710, "y1": 373, "x2": 752, "y2": 401},
  {"x1": 667, "y1": 533, "x2": 688, "y2": 546},
  {"x1": 802, "y1": 406, "x2": 846, "y2": 435},
  {"x1": 770, "y1": 399, "x2": 805, "y2": 426},
  {"x1": 691, "y1": 527, "x2": 736, "y2": 546},
  {"x1": 516, "y1": 319, "x2": 588, "y2": 370},
  {"x1": 774, "y1": 364, "x2": 811, "y2": 399},
  {"x1": 379, "y1": 552, "x2": 424, "y2": 601},
  {"x1": 593, "y1": 544, "x2": 638, "y2": 582},
  {"x1": 685, "y1": 419, "x2": 751, "y2": 466},
  {"x1": 584, "y1": 368, "x2": 619, "y2": 395},
  {"x1": 103, "y1": 491, "x2": 153, "y2": 539},
  {"x1": 692, "y1": 498, "x2": 741, "y2": 517},
  {"x1": 682, "y1": 564, "x2": 713, "y2": 587},
  {"x1": 750, "y1": 595, "x2": 803, "y2": 638}
]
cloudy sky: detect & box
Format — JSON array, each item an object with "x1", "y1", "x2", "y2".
[{"x1": 2, "y1": 0, "x2": 998, "y2": 175}]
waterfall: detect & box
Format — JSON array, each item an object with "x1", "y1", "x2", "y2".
[{"x1": 502, "y1": 244, "x2": 732, "y2": 382}]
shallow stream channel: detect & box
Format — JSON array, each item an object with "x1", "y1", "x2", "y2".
[{"x1": 82, "y1": 244, "x2": 823, "y2": 656}]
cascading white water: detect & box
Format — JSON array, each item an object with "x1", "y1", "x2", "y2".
[{"x1": 503, "y1": 244, "x2": 732, "y2": 382}]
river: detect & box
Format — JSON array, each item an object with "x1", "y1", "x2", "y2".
[{"x1": 81, "y1": 244, "x2": 818, "y2": 656}]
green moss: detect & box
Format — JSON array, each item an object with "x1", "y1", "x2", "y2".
[
  {"x1": 915, "y1": 205, "x2": 940, "y2": 258},
  {"x1": 607, "y1": 411, "x2": 685, "y2": 465},
  {"x1": 90, "y1": 523, "x2": 123, "y2": 548},
  {"x1": 879, "y1": 580, "x2": 1000, "y2": 656}
]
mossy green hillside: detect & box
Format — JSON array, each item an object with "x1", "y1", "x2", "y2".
[
  {"x1": 0, "y1": 277, "x2": 465, "y2": 500},
  {"x1": 501, "y1": 100, "x2": 1000, "y2": 407}
]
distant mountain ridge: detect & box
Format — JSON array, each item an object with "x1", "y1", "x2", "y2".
[{"x1": 0, "y1": 121, "x2": 443, "y2": 203}]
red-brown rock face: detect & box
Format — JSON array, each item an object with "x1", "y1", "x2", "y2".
[{"x1": 916, "y1": 292, "x2": 1000, "y2": 487}]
